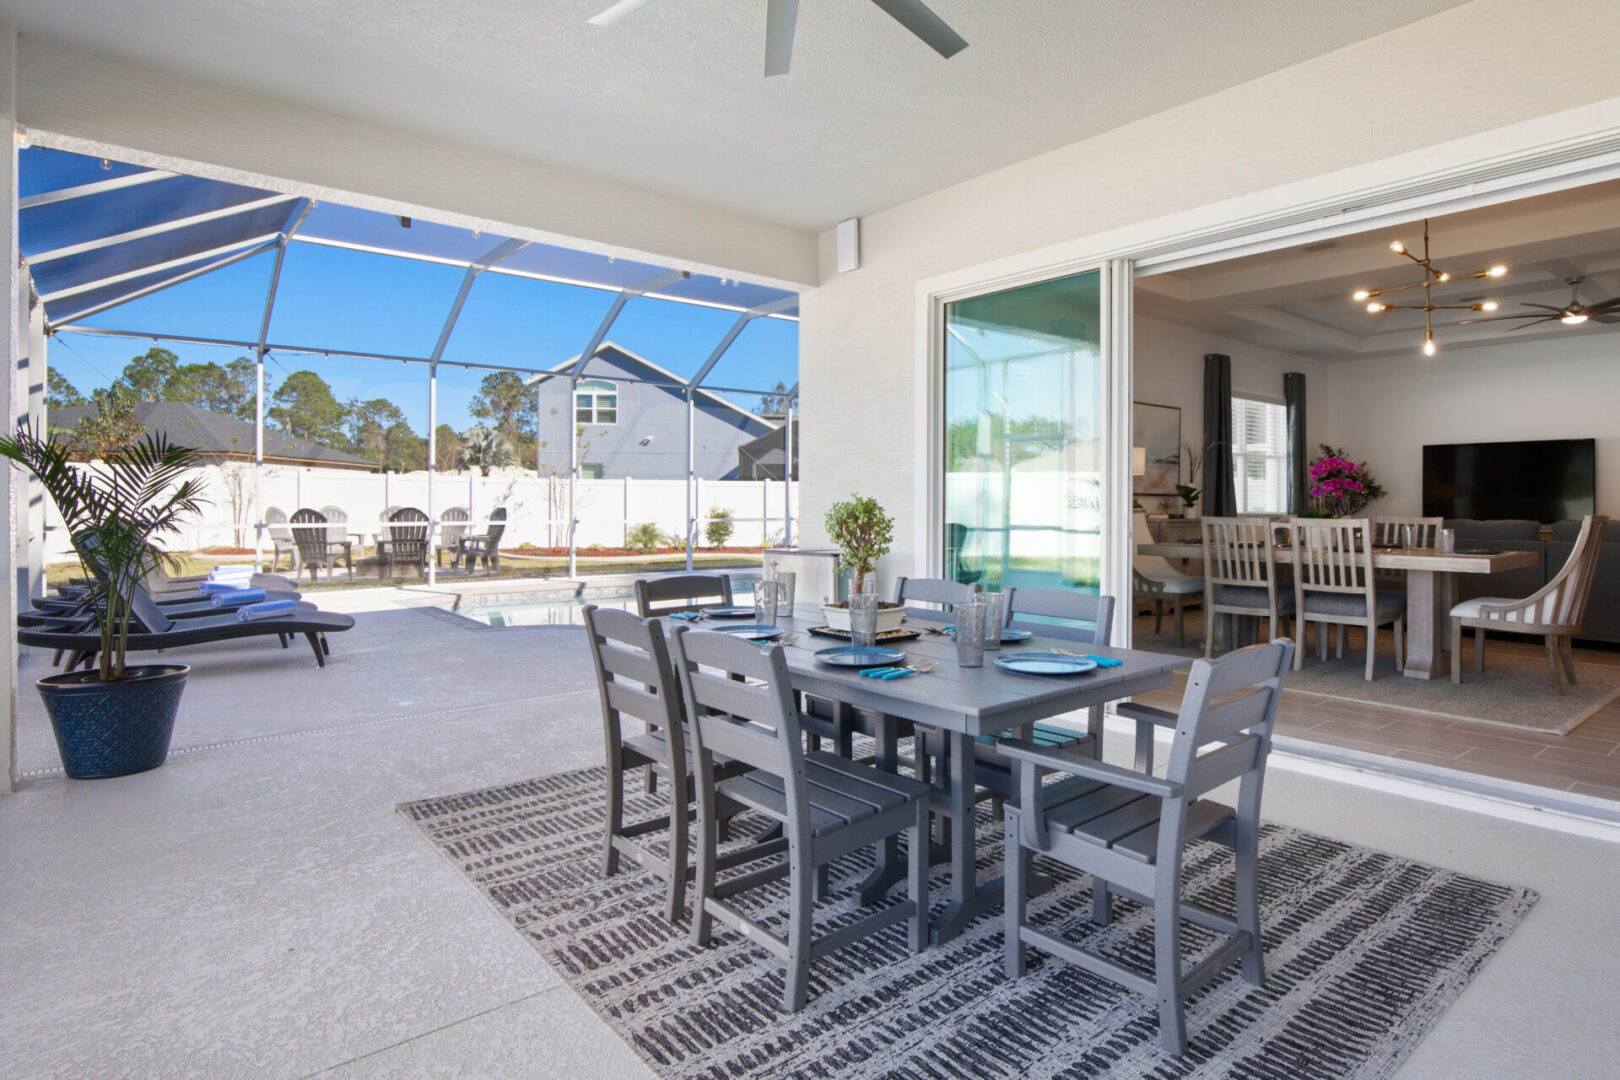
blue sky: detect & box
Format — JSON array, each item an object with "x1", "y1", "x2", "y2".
[{"x1": 44, "y1": 203, "x2": 798, "y2": 437}]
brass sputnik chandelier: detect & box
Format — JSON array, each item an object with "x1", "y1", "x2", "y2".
[{"x1": 1352, "y1": 219, "x2": 1507, "y2": 356}]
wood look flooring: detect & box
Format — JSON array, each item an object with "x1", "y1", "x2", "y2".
[{"x1": 1130, "y1": 610, "x2": 1620, "y2": 803}]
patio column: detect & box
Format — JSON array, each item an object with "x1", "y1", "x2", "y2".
[
  {"x1": 685, "y1": 387, "x2": 695, "y2": 571},
  {"x1": 427, "y1": 362, "x2": 437, "y2": 586},
  {"x1": 783, "y1": 397, "x2": 794, "y2": 547},
  {"x1": 4, "y1": 30, "x2": 22, "y2": 793},
  {"x1": 252, "y1": 350, "x2": 264, "y2": 571},
  {"x1": 568, "y1": 376, "x2": 578, "y2": 579},
  {"x1": 21, "y1": 280, "x2": 45, "y2": 600}
]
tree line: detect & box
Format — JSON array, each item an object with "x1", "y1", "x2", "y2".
[{"x1": 48, "y1": 348, "x2": 556, "y2": 475}]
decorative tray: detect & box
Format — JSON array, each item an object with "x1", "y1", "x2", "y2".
[{"x1": 806, "y1": 625, "x2": 923, "y2": 643}]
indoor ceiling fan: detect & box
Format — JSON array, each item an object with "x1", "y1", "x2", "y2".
[
  {"x1": 587, "y1": 0, "x2": 969, "y2": 76},
  {"x1": 1460, "y1": 277, "x2": 1620, "y2": 331}
]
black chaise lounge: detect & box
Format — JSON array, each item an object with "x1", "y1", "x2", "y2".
[{"x1": 19, "y1": 588, "x2": 356, "y2": 670}]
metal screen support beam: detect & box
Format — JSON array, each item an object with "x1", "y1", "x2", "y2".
[
  {"x1": 685, "y1": 387, "x2": 695, "y2": 571},
  {"x1": 27, "y1": 194, "x2": 299, "y2": 264},
  {"x1": 568, "y1": 391, "x2": 578, "y2": 579},
  {"x1": 569, "y1": 268, "x2": 690, "y2": 378},
  {"x1": 427, "y1": 237, "x2": 529, "y2": 365},
  {"x1": 25, "y1": 290, "x2": 46, "y2": 599},
  {"x1": 427, "y1": 363, "x2": 438, "y2": 586},
  {"x1": 783, "y1": 382, "x2": 797, "y2": 547},
  {"x1": 688, "y1": 295, "x2": 798, "y2": 389},
  {"x1": 249, "y1": 199, "x2": 311, "y2": 571}
]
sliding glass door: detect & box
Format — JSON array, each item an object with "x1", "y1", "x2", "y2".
[{"x1": 943, "y1": 270, "x2": 1103, "y2": 594}]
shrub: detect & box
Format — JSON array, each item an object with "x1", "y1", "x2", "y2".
[
  {"x1": 705, "y1": 507, "x2": 735, "y2": 547},
  {"x1": 627, "y1": 522, "x2": 666, "y2": 553}
]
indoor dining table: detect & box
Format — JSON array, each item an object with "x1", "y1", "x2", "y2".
[
  {"x1": 1136, "y1": 541, "x2": 1541, "y2": 679},
  {"x1": 664, "y1": 603, "x2": 1191, "y2": 945}
]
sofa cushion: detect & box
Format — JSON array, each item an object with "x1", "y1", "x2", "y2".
[
  {"x1": 1445, "y1": 518, "x2": 1544, "y2": 541},
  {"x1": 1547, "y1": 519, "x2": 1605, "y2": 542}
]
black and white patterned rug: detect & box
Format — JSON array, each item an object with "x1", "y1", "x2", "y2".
[{"x1": 399, "y1": 767, "x2": 1536, "y2": 1079}]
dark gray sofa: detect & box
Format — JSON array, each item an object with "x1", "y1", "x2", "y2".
[{"x1": 1445, "y1": 518, "x2": 1617, "y2": 644}]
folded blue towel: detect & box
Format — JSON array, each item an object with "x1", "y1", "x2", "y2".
[
  {"x1": 236, "y1": 599, "x2": 297, "y2": 622},
  {"x1": 209, "y1": 587, "x2": 265, "y2": 607},
  {"x1": 1085, "y1": 654, "x2": 1123, "y2": 668},
  {"x1": 198, "y1": 581, "x2": 247, "y2": 595},
  {"x1": 212, "y1": 564, "x2": 253, "y2": 575}
]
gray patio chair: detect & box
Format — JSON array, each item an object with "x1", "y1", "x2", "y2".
[
  {"x1": 1002, "y1": 639, "x2": 1293, "y2": 1056},
  {"x1": 291, "y1": 508, "x2": 354, "y2": 583},
  {"x1": 264, "y1": 506, "x2": 299, "y2": 574},
  {"x1": 583, "y1": 605, "x2": 757, "y2": 922},
  {"x1": 456, "y1": 507, "x2": 507, "y2": 574},
  {"x1": 891, "y1": 575, "x2": 980, "y2": 623},
  {"x1": 670, "y1": 625, "x2": 930, "y2": 1013},
  {"x1": 437, "y1": 506, "x2": 469, "y2": 567},
  {"x1": 380, "y1": 507, "x2": 430, "y2": 579},
  {"x1": 320, "y1": 505, "x2": 350, "y2": 549},
  {"x1": 633, "y1": 573, "x2": 733, "y2": 616}
]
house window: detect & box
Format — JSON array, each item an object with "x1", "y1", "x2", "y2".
[
  {"x1": 579, "y1": 463, "x2": 604, "y2": 480},
  {"x1": 575, "y1": 379, "x2": 618, "y2": 425},
  {"x1": 1231, "y1": 395, "x2": 1289, "y2": 514}
]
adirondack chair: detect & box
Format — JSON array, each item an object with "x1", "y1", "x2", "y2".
[
  {"x1": 1002, "y1": 639, "x2": 1293, "y2": 1056},
  {"x1": 290, "y1": 508, "x2": 354, "y2": 583},
  {"x1": 456, "y1": 507, "x2": 507, "y2": 574},
  {"x1": 437, "y1": 506, "x2": 469, "y2": 567},
  {"x1": 380, "y1": 507, "x2": 430, "y2": 579},
  {"x1": 264, "y1": 506, "x2": 299, "y2": 574}
]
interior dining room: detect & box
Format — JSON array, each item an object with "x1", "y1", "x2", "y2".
[{"x1": 1127, "y1": 177, "x2": 1620, "y2": 807}]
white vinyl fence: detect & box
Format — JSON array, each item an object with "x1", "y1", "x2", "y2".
[{"x1": 40, "y1": 464, "x2": 798, "y2": 562}]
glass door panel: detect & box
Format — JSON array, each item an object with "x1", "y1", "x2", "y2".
[{"x1": 943, "y1": 270, "x2": 1102, "y2": 595}]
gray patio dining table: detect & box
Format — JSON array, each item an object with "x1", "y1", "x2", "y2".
[{"x1": 662, "y1": 603, "x2": 1192, "y2": 945}]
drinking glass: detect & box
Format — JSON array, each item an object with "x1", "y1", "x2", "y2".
[
  {"x1": 771, "y1": 570, "x2": 796, "y2": 617},
  {"x1": 954, "y1": 599, "x2": 986, "y2": 668},
  {"x1": 1439, "y1": 528, "x2": 1456, "y2": 555},
  {"x1": 1402, "y1": 524, "x2": 1417, "y2": 550},
  {"x1": 980, "y1": 592, "x2": 1005, "y2": 651},
  {"x1": 848, "y1": 593, "x2": 880, "y2": 648},
  {"x1": 754, "y1": 579, "x2": 782, "y2": 626}
]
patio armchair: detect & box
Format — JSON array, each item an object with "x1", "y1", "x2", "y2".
[
  {"x1": 1451, "y1": 514, "x2": 1608, "y2": 694},
  {"x1": 1201, "y1": 517, "x2": 1294, "y2": 657},
  {"x1": 583, "y1": 605, "x2": 759, "y2": 922},
  {"x1": 455, "y1": 507, "x2": 507, "y2": 574},
  {"x1": 670, "y1": 624, "x2": 930, "y2": 1013},
  {"x1": 379, "y1": 507, "x2": 430, "y2": 579},
  {"x1": 1002, "y1": 639, "x2": 1293, "y2": 1056},
  {"x1": 291, "y1": 508, "x2": 354, "y2": 583},
  {"x1": 264, "y1": 506, "x2": 299, "y2": 574},
  {"x1": 436, "y1": 507, "x2": 469, "y2": 567},
  {"x1": 320, "y1": 505, "x2": 352, "y2": 552},
  {"x1": 890, "y1": 575, "x2": 980, "y2": 624},
  {"x1": 633, "y1": 572, "x2": 733, "y2": 616},
  {"x1": 1289, "y1": 517, "x2": 1405, "y2": 681}
]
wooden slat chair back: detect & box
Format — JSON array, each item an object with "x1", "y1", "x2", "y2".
[
  {"x1": 319, "y1": 506, "x2": 348, "y2": 547},
  {"x1": 583, "y1": 604, "x2": 714, "y2": 922},
  {"x1": 1373, "y1": 515, "x2": 1443, "y2": 549},
  {"x1": 1200, "y1": 517, "x2": 1293, "y2": 657},
  {"x1": 436, "y1": 506, "x2": 469, "y2": 566},
  {"x1": 264, "y1": 506, "x2": 298, "y2": 573},
  {"x1": 1289, "y1": 518, "x2": 1404, "y2": 680},
  {"x1": 455, "y1": 507, "x2": 508, "y2": 573},
  {"x1": 634, "y1": 573, "x2": 734, "y2": 617},
  {"x1": 1451, "y1": 514, "x2": 1609, "y2": 694},
  {"x1": 387, "y1": 507, "x2": 430, "y2": 567},
  {"x1": 892, "y1": 575, "x2": 980, "y2": 624},
  {"x1": 670, "y1": 626, "x2": 930, "y2": 1012},
  {"x1": 289, "y1": 508, "x2": 352, "y2": 583},
  {"x1": 1002, "y1": 639, "x2": 1294, "y2": 1056}
]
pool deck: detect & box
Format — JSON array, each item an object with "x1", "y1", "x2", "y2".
[{"x1": 2, "y1": 585, "x2": 1619, "y2": 1077}]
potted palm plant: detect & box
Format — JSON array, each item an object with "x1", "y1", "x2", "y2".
[
  {"x1": 820, "y1": 494, "x2": 906, "y2": 632},
  {"x1": 0, "y1": 427, "x2": 207, "y2": 779}
]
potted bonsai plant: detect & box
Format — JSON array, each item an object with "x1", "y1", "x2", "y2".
[
  {"x1": 0, "y1": 426, "x2": 207, "y2": 779},
  {"x1": 821, "y1": 494, "x2": 905, "y2": 632}
]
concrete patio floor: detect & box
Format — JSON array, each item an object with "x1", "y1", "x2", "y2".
[{"x1": 3, "y1": 586, "x2": 1619, "y2": 1078}]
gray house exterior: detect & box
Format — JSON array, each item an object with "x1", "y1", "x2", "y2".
[{"x1": 530, "y1": 343, "x2": 778, "y2": 480}]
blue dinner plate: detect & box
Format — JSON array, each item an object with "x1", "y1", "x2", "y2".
[
  {"x1": 944, "y1": 626, "x2": 1035, "y2": 643},
  {"x1": 814, "y1": 645, "x2": 907, "y2": 668},
  {"x1": 715, "y1": 624, "x2": 784, "y2": 640},
  {"x1": 705, "y1": 606, "x2": 756, "y2": 618},
  {"x1": 994, "y1": 653, "x2": 1098, "y2": 676}
]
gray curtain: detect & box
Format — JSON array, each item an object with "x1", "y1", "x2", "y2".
[
  {"x1": 1203, "y1": 353, "x2": 1237, "y2": 517},
  {"x1": 1284, "y1": 372, "x2": 1307, "y2": 514}
]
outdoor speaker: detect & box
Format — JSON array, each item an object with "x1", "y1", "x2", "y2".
[{"x1": 836, "y1": 217, "x2": 860, "y2": 273}]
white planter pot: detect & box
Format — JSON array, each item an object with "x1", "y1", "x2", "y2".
[{"x1": 820, "y1": 603, "x2": 908, "y2": 632}]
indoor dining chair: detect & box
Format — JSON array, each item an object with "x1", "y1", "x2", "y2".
[
  {"x1": 1289, "y1": 517, "x2": 1404, "y2": 681},
  {"x1": 1201, "y1": 517, "x2": 1293, "y2": 656},
  {"x1": 1133, "y1": 510, "x2": 1202, "y2": 646},
  {"x1": 1002, "y1": 639, "x2": 1293, "y2": 1056}
]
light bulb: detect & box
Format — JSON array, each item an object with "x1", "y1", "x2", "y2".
[
  {"x1": 1562, "y1": 313, "x2": 1589, "y2": 325},
  {"x1": 1366, "y1": 302, "x2": 1386, "y2": 313},
  {"x1": 1422, "y1": 338, "x2": 1437, "y2": 357},
  {"x1": 1482, "y1": 301, "x2": 1499, "y2": 312},
  {"x1": 1352, "y1": 289, "x2": 1370, "y2": 301},
  {"x1": 1488, "y1": 265, "x2": 1507, "y2": 277},
  {"x1": 1390, "y1": 240, "x2": 1406, "y2": 254},
  {"x1": 1438, "y1": 272, "x2": 1451, "y2": 282}
]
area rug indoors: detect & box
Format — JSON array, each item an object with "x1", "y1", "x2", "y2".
[{"x1": 399, "y1": 766, "x2": 1537, "y2": 1080}]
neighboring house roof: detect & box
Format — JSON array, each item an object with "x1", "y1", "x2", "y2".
[
  {"x1": 49, "y1": 401, "x2": 377, "y2": 469},
  {"x1": 528, "y1": 341, "x2": 781, "y2": 431}
]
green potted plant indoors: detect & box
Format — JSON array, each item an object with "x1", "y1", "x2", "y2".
[
  {"x1": 0, "y1": 427, "x2": 207, "y2": 779},
  {"x1": 821, "y1": 494, "x2": 905, "y2": 632}
]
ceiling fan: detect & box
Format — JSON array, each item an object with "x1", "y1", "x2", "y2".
[
  {"x1": 588, "y1": 0, "x2": 969, "y2": 76},
  {"x1": 1460, "y1": 277, "x2": 1620, "y2": 331}
]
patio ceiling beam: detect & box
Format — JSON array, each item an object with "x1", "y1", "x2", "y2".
[
  {"x1": 45, "y1": 236, "x2": 281, "y2": 332},
  {"x1": 427, "y1": 237, "x2": 529, "y2": 365},
  {"x1": 570, "y1": 268, "x2": 691, "y2": 377},
  {"x1": 27, "y1": 194, "x2": 300, "y2": 263},
  {"x1": 687, "y1": 294, "x2": 799, "y2": 388},
  {"x1": 41, "y1": 233, "x2": 282, "y2": 304},
  {"x1": 254, "y1": 199, "x2": 314, "y2": 357},
  {"x1": 18, "y1": 168, "x2": 177, "y2": 210}
]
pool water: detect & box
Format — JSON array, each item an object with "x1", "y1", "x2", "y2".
[{"x1": 451, "y1": 579, "x2": 759, "y2": 628}]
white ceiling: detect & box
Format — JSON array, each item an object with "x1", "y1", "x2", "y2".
[
  {"x1": 1138, "y1": 179, "x2": 1620, "y2": 361},
  {"x1": 0, "y1": 0, "x2": 1472, "y2": 231}
]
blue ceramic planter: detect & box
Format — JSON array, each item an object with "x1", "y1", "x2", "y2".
[{"x1": 37, "y1": 665, "x2": 188, "y2": 779}]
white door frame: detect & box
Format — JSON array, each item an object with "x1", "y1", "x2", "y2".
[{"x1": 914, "y1": 97, "x2": 1620, "y2": 644}]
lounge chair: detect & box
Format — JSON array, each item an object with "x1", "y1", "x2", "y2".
[{"x1": 19, "y1": 588, "x2": 355, "y2": 670}]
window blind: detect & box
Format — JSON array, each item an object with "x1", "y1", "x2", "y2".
[{"x1": 1231, "y1": 396, "x2": 1290, "y2": 514}]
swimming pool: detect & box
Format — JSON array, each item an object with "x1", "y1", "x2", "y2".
[{"x1": 449, "y1": 578, "x2": 760, "y2": 628}]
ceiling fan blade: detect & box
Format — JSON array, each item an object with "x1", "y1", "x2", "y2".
[
  {"x1": 869, "y1": 0, "x2": 968, "y2": 59},
  {"x1": 1457, "y1": 313, "x2": 1556, "y2": 324},
  {"x1": 588, "y1": 0, "x2": 659, "y2": 27},
  {"x1": 764, "y1": 0, "x2": 798, "y2": 76},
  {"x1": 1516, "y1": 303, "x2": 1570, "y2": 313},
  {"x1": 1506, "y1": 316, "x2": 1560, "y2": 331},
  {"x1": 1591, "y1": 313, "x2": 1620, "y2": 324},
  {"x1": 1582, "y1": 296, "x2": 1620, "y2": 315}
]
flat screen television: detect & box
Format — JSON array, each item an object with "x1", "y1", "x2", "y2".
[{"x1": 1422, "y1": 438, "x2": 1596, "y2": 522}]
